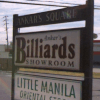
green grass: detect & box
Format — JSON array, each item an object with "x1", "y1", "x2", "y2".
[{"x1": 19, "y1": 68, "x2": 100, "y2": 79}]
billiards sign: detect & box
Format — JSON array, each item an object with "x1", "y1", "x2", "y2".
[{"x1": 14, "y1": 29, "x2": 80, "y2": 70}]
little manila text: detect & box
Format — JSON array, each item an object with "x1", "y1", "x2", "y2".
[{"x1": 14, "y1": 74, "x2": 82, "y2": 100}]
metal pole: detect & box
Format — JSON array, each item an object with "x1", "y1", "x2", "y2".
[
  {"x1": 5, "y1": 16, "x2": 9, "y2": 71},
  {"x1": 5, "y1": 16, "x2": 8, "y2": 50},
  {"x1": 82, "y1": 0, "x2": 94, "y2": 100},
  {"x1": 3, "y1": 16, "x2": 9, "y2": 50},
  {"x1": 11, "y1": 14, "x2": 18, "y2": 100}
]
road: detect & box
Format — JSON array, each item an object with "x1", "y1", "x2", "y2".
[
  {"x1": 0, "y1": 71, "x2": 100, "y2": 100},
  {"x1": 93, "y1": 79, "x2": 100, "y2": 100},
  {"x1": 0, "y1": 71, "x2": 11, "y2": 100}
]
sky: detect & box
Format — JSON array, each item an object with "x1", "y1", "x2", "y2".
[{"x1": 0, "y1": 0, "x2": 100, "y2": 44}]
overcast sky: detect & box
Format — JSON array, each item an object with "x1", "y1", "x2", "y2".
[{"x1": 0, "y1": 0, "x2": 100, "y2": 44}]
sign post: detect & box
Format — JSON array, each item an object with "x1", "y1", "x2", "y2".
[
  {"x1": 12, "y1": 1, "x2": 94, "y2": 100},
  {"x1": 82, "y1": 0, "x2": 94, "y2": 100},
  {"x1": 11, "y1": 14, "x2": 18, "y2": 100}
]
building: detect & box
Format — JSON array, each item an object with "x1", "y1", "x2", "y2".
[
  {"x1": 93, "y1": 40, "x2": 100, "y2": 65},
  {"x1": 0, "y1": 44, "x2": 12, "y2": 70},
  {"x1": 0, "y1": 40, "x2": 100, "y2": 70},
  {"x1": 0, "y1": 45, "x2": 9, "y2": 58}
]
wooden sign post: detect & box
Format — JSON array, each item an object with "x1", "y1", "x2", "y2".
[
  {"x1": 82, "y1": 0, "x2": 94, "y2": 100},
  {"x1": 12, "y1": 0, "x2": 94, "y2": 100}
]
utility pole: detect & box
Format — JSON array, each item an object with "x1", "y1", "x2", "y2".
[
  {"x1": 3, "y1": 16, "x2": 9, "y2": 51},
  {"x1": 3, "y1": 16, "x2": 9, "y2": 71}
]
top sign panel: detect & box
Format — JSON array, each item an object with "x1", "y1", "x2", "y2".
[{"x1": 14, "y1": 5, "x2": 86, "y2": 28}]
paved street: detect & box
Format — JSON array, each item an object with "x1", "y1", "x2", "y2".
[
  {"x1": 93, "y1": 79, "x2": 100, "y2": 100},
  {"x1": 0, "y1": 71, "x2": 11, "y2": 100},
  {"x1": 0, "y1": 70, "x2": 100, "y2": 100}
]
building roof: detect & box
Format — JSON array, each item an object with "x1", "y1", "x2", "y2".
[{"x1": 93, "y1": 40, "x2": 100, "y2": 43}]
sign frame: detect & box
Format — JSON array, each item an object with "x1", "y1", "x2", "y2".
[
  {"x1": 13, "y1": 28, "x2": 86, "y2": 72},
  {"x1": 14, "y1": 71, "x2": 83, "y2": 100}
]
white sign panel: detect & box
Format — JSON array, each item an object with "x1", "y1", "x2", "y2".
[
  {"x1": 14, "y1": 29, "x2": 80, "y2": 70},
  {"x1": 14, "y1": 73, "x2": 82, "y2": 100}
]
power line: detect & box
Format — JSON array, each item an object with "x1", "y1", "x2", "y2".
[
  {"x1": 0, "y1": 0, "x2": 100, "y2": 10},
  {"x1": 0, "y1": 0, "x2": 68, "y2": 7},
  {"x1": 1, "y1": 0, "x2": 100, "y2": 8},
  {"x1": 27, "y1": 0, "x2": 82, "y2": 6},
  {"x1": 27, "y1": 0, "x2": 100, "y2": 7}
]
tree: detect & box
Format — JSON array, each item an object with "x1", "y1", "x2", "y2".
[{"x1": 93, "y1": 33, "x2": 98, "y2": 39}]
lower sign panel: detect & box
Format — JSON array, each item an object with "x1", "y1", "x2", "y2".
[{"x1": 14, "y1": 72, "x2": 82, "y2": 100}]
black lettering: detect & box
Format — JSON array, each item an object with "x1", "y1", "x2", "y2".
[
  {"x1": 31, "y1": 39, "x2": 34, "y2": 57},
  {"x1": 39, "y1": 39, "x2": 43, "y2": 58},
  {"x1": 48, "y1": 60, "x2": 52, "y2": 66},
  {"x1": 59, "y1": 37, "x2": 67, "y2": 58},
  {"x1": 61, "y1": 61, "x2": 66, "y2": 66},
  {"x1": 54, "y1": 61, "x2": 59, "y2": 66},
  {"x1": 27, "y1": 40, "x2": 30, "y2": 57},
  {"x1": 36, "y1": 60, "x2": 40, "y2": 65},
  {"x1": 26, "y1": 59, "x2": 29, "y2": 64},
  {"x1": 52, "y1": 45, "x2": 58, "y2": 58},
  {"x1": 68, "y1": 44, "x2": 75, "y2": 59},
  {"x1": 44, "y1": 45, "x2": 50, "y2": 58},
  {"x1": 16, "y1": 37, "x2": 26, "y2": 63},
  {"x1": 32, "y1": 60, "x2": 35, "y2": 64},
  {"x1": 44, "y1": 35, "x2": 47, "y2": 41},
  {"x1": 41, "y1": 60, "x2": 47, "y2": 65},
  {"x1": 68, "y1": 61, "x2": 74, "y2": 67},
  {"x1": 35, "y1": 39, "x2": 38, "y2": 58},
  {"x1": 30, "y1": 60, "x2": 33, "y2": 64}
]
